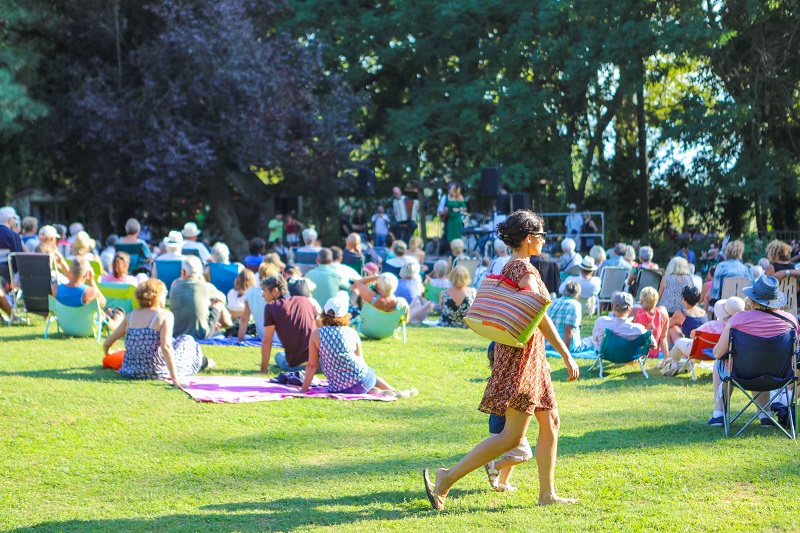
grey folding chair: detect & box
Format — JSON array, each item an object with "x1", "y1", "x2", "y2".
[
  {"x1": 8, "y1": 253, "x2": 52, "y2": 322},
  {"x1": 595, "y1": 267, "x2": 628, "y2": 316}
]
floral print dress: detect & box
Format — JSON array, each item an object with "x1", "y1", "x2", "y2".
[{"x1": 478, "y1": 258, "x2": 556, "y2": 415}]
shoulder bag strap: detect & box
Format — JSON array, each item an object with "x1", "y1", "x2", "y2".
[{"x1": 756, "y1": 308, "x2": 797, "y2": 329}]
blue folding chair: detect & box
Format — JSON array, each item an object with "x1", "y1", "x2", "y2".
[
  {"x1": 115, "y1": 242, "x2": 151, "y2": 274},
  {"x1": 154, "y1": 260, "x2": 183, "y2": 295},
  {"x1": 589, "y1": 330, "x2": 652, "y2": 379},
  {"x1": 721, "y1": 329, "x2": 798, "y2": 439},
  {"x1": 209, "y1": 262, "x2": 240, "y2": 296}
]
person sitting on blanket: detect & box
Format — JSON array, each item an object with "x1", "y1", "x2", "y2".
[
  {"x1": 546, "y1": 280, "x2": 594, "y2": 354},
  {"x1": 437, "y1": 266, "x2": 476, "y2": 328},
  {"x1": 170, "y1": 255, "x2": 232, "y2": 340},
  {"x1": 53, "y1": 256, "x2": 125, "y2": 330},
  {"x1": 105, "y1": 278, "x2": 212, "y2": 385},
  {"x1": 237, "y1": 262, "x2": 275, "y2": 341},
  {"x1": 591, "y1": 292, "x2": 654, "y2": 350},
  {"x1": 260, "y1": 275, "x2": 319, "y2": 373},
  {"x1": 299, "y1": 295, "x2": 418, "y2": 398},
  {"x1": 228, "y1": 269, "x2": 257, "y2": 320}
]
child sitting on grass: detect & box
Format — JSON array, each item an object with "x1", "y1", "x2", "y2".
[{"x1": 484, "y1": 342, "x2": 533, "y2": 492}]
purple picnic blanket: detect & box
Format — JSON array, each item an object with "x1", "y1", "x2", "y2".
[
  {"x1": 195, "y1": 335, "x2": 282, "y2": 348},
  {"x1": 173, "y1": 376, "x2": 396, "y2": 403}
]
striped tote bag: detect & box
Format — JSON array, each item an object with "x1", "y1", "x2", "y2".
[{"x1": 464, "y1": 274, "x2": 551, "y2": 348}]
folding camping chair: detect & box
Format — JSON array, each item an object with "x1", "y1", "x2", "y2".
[
  {"x1": 99, "y1": 282, "x2": 139, "y2": 314},
  {"x1": 45, "y1": 295, "x2": 105, "y2": 341},
  {"x1": 354, "y1": 302, "x2": 407, "y2": 343},
  {"x1": 720, "y1": 329, "x2": 798, "y2": 439},
  {"x1": 634, "y1": 268, "x2": 663, "y2": 302},
  {"x1": 595, "y1": 267, "x2": 628, "y2": 316},
  {"x1": 453, "y1": 258, "x2": 480, "y2": 280},
  {"x1": 153, "y1": 259, "x2": 183, "y2": 296},
  {"x1": 115, "y1": 242, "x2": 151, "y2": 274},
  {"x1": 294, "y1": 251, "x2": 319, "y2": 275},
  {"x1": 381, "y1": 262, "x2": 402, "y2": 277},
  {"x1": 589, "y1": 330, "x2": 652, "y2": 379},
  {"x1": 778, "y1": 277, "x2": 798, "y2": 317},
  {"x1": 209, "y1": 262, "x2": 240, "y2": 296},
  {"x1": 8, "y1": 253, "x2": 52, "y2": 323},
  {"x1": 676, "y1": 330, "x2": 721, "y2": 381},
  {"x1": 720, "y1": 277, "x2": 749, "y2": 300}
]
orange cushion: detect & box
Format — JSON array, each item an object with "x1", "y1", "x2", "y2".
[{"x1": 103, "y1": 349, "x2": 125, "y2": 370}]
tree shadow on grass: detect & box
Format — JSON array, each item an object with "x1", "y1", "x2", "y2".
[
  {"x1": 12, "y1": 489, "x2": 517, "y2": 532},
  {"x1": 0, "y1": 366, "x2": 128, "y2": 383},
  {"x1": 0, "y1": 331, "x2": 49, "y2": 342},
  {"x1": 559, "y1": 421, "x2": 727, "y2": 455}
]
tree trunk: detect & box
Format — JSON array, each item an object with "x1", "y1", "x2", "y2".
[
  {"x1": 208, "y1": 170, "x2": 250, "y2": 261},
  {"x1": 636, "y1": 72, "x2": 649, "y2": 236}
]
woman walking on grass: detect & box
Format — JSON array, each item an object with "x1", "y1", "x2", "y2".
[{"x1": 423, "y1": 210, "x2": 580, "y2": 510}]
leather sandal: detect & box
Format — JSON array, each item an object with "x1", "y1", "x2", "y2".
[
  {"x1": 423, "y1": 468, "x2": 445, "y2": 510},
  {"x1": 484, "y1": 460, "x2": 500, "y2": 490}
]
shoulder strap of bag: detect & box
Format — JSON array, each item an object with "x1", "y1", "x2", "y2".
[{"x1": 756, "y1": 308, "x2": 797, "y2": 329}]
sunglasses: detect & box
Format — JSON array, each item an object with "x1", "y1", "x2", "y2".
[{"x1": 531, "y1": 232, "x2": 547, "y2": 241}]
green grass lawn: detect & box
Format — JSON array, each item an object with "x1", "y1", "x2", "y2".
[{"x1": 1, "y1": 316, "x2": 799, "y2": 532}]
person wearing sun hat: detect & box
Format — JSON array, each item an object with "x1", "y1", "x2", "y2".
[
  {"x1": 299, "y1": 294, "x2": 418, "y2": 399},
  {"x1": 181, "y1": 222, "x2": 211, "y2": 263},
  {"x1": 707, "y1": 276, "x2": 799, "y2": 428},
  {"x1": 558, "y1": 256, "x2": 601, "y2": 313}
]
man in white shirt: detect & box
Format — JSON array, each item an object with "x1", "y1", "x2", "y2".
[
  {"x1": 564, "y1": 203, "x2": 582, "y2": 241},
  {"x1": 591, "y1": 292, "x2": 652, "y2": 349},
  {"x1": 488, "y1": 239, "x2": 511, "y2": 275},
  {"x1": 181, "y1": 222, "x2": 211, "y2": 263},
  {"x1": 390, "y1": 187, "x2": 419, "y2": 242},
  {"x1": 556, "y1": 238, "x2": 582, "y2": 272}
]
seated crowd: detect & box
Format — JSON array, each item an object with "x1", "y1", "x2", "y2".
[{"x1": 3, "y1": 202, "x2": 800, "y2": 426}]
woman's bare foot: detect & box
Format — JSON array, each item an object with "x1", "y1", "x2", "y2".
[
  {"x1": 434, "y1": 468, "x2": 450, "y2": 498},
  {"x1": 538, "y1": 494, "x2": 579, "y2": 506}
]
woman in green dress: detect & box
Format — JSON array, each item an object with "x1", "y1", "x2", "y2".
[{"x1": 443, "y1": 183, "x2": 467, "y2": 243}]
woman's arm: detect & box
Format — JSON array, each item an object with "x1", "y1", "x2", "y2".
[
  {"x1": 158, "y1": 312, "x2": 182, "y2": 387},
  {"x1": 353, "y1": 277, "x2": 378, "y2": 303},
  {"x1": 237, "y1": 301, "x2": 251, "y2": 342},
  {"x1": 765, "y1": 264, "x2": 776, "y2": 276},
  {"x1": 539, "y1": 314, "x2": 579, "y2": 381},
  {"x1": 668, "y1": 310, "x2": 685, "y2": 329},
  {"x1": 299, "y1": 331, "x2": 320, "y2": 393},
  {"x1": 102, "y1": 316, "x2": 129, "y2": 355},
  {"x1": 712, "y1": 322, "x2": 733, "y2": 359},
  {"x1": 658, "y1": 307, "x2": 670, "y2": 356}
]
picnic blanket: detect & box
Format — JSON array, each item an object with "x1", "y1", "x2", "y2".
[
  {"x1": 174, "y1": 376, "x2": 396, "y2": 403},
  {"x1": 196, "y1": 335, "x2": 282, "y2": 348},
  {"x1": 545, "y1": 346, "x2": 598, "y2": 359}
]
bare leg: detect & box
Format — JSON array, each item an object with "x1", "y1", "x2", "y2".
[
  {"x1": 434, "y1": 408, "x2": 532, "y2": 499},
  {"x1": 713, "y1": 363, "x2": 723, "y2": 412},
  {"x1": 667, "y1": 326, "x2": 683, "y2": 346},
  {"x1": 372, "y1": 377, "x2": 395, "y2": 391},
  {"x1": 496, "y1": 463, "x2": 519, "y2": 487},
  {"x1": 534, "y1": 408, "x2": 577, "y2": 505},
  {"x1": 0, "y1": 289, "x2": 11, "y2": 317}
]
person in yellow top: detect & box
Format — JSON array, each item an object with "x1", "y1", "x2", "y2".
[{"x1": 268, "y1": 213, "x2": 284, "y2": 244}]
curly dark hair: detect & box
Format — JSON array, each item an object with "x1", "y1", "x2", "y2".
[
  {"x1": 496, "y1": 210, "x2": 544, "y2": 250},
  {"x1": 682, "y1": 285, "x2": 701, "y2": 306}
]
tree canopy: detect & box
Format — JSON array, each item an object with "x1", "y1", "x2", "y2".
[{"x1": 2, "y1": 0, "x2": 800, "y2": 244}]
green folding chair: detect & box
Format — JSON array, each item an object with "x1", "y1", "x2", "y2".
[
  {"x1": 589, "y1": 330, "x2": 652, "y2": 379},
  {"x1": 424, "y1": 283, "x2": 446, "y2": 304},
  {"x1": 99, "y1": 282, "x2": 139, "y2": 314},
  {"x1": 355, "y1": 302, "x2": 407, "y2": 343},
  {"x1": 45, "y1": 295, "x2": 105, "y2": 342}
]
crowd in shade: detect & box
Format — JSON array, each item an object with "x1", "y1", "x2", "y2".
[{"x1": 2, "y1": 198, "x2": 799, "y2": 430}]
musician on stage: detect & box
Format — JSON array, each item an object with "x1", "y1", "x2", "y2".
[
  {"x1": 390, "y1": 187, "x2": 419, "y2": 242},
  {"x1": 438, "y1": 183, "x2": 467, "y2": 244}
]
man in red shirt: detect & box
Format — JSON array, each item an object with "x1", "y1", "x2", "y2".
[{"x1": 260, "y1": 275, "x2": 319, "y2": 373}]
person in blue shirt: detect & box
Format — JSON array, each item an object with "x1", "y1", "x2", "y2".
[{"x1": 676, "y1": 243, "x2": 696, "y2": 269}]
